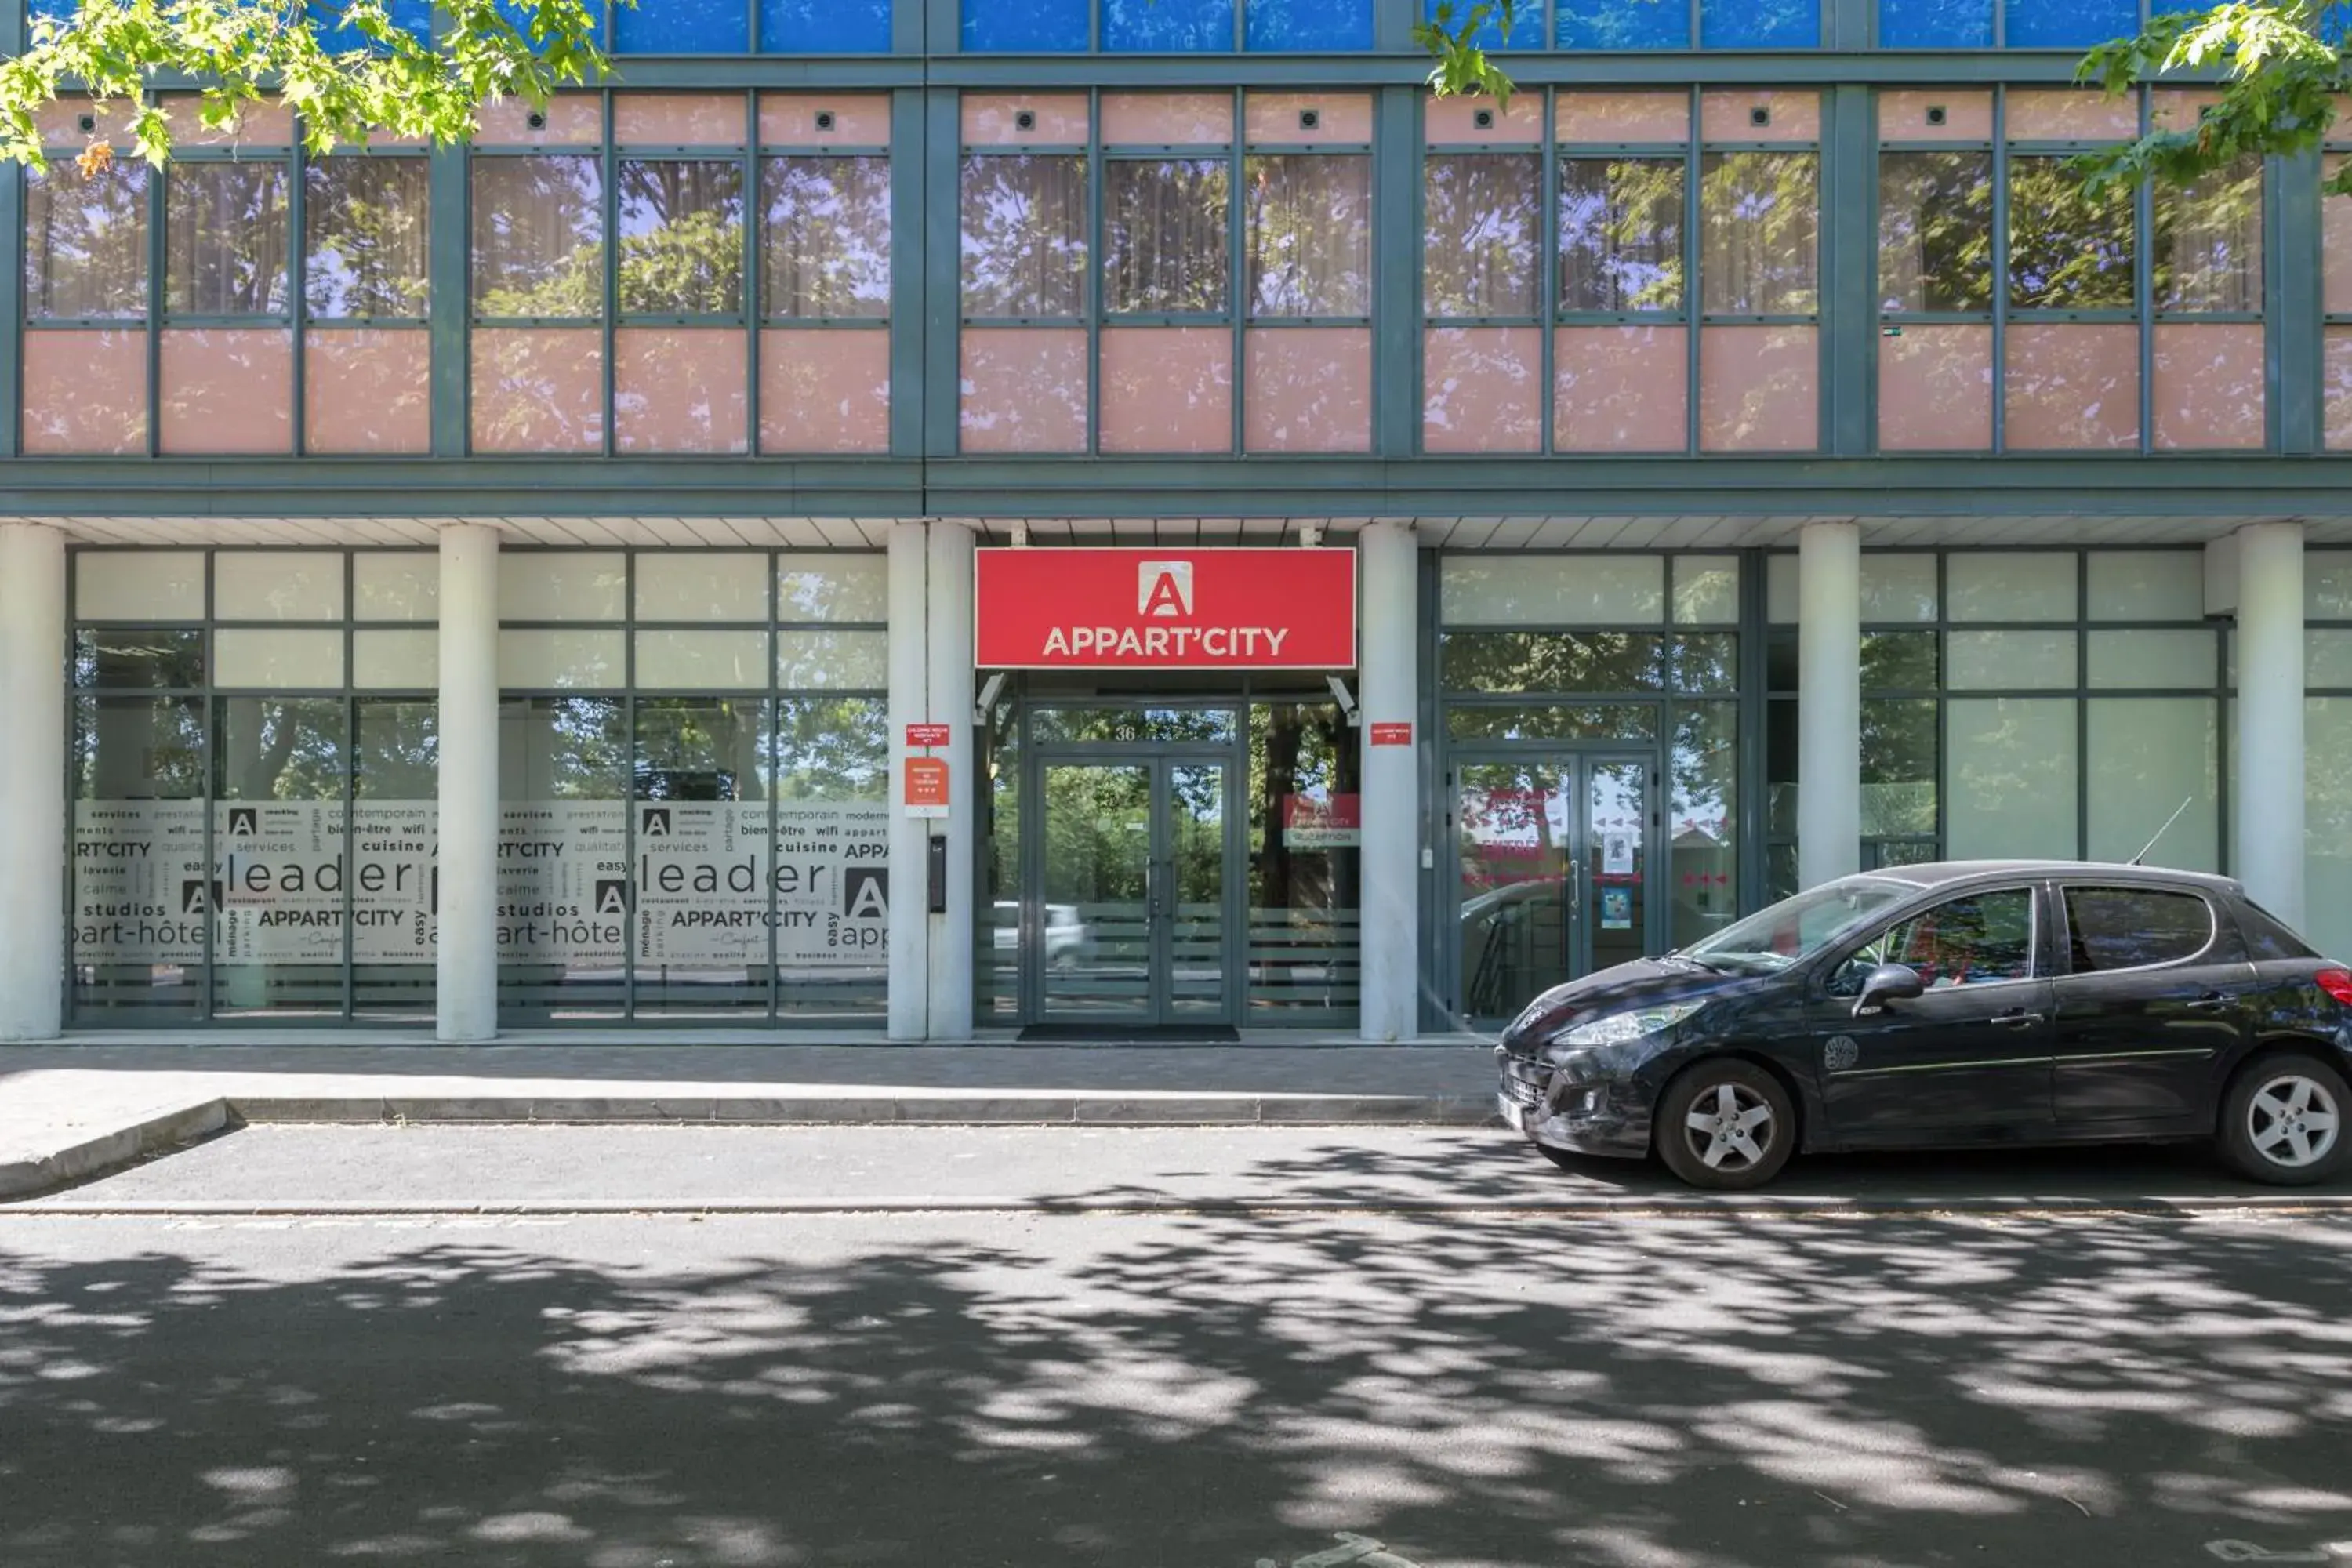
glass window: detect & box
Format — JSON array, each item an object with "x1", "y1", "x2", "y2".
[
  {"x1": 1247, "y1": 154, "x2": 1371, "y2": 318},
  {"x1": 2006, "y1": 0, "x2": 2137, "y2": 48},
  {"x1": 1557, "y1": 0, "x2": 1690, "y2": 47},
  {"x1": 1947, "y1": 629, "x2": 2078, "y2": 689},
  {"x1": 1947, "y1": 553, "x2": 2077, "y2": 622},
  {"x1": 1863, "y1": 697, "x2": 1938, "y2": 838},
  {"x1": 499, "y1": 553, "x2": 627, "y2": 622},
  {"x1": 353, "y1": 554, "x2": 438, "y2": 622},
  {"x1": 760, "y1": 156, "x2": 891, "y2": 319},
  {"x1": 962, "y1": 0, "x2": 1087, "y2": 49},
  {"x1": 354, "y1": 628, "x2": 437, "y2": 687},
  {"x1": 304, "y1": 158, "x2": 429, "y2": 318},
  {"x1": 1425, "y1": 153, "x2": 1540, "y2": 318},
  {"x1": 1848, "y1": 887, "x2": 2035, "y2": 990},
  {"x1": 1674, "y1": 557, "x2": 1741, "y2": 624},
  {"x1": 1860, "y1": 554, "x2": 1938, "y2": 622},
  {"x1": 615, "y1": 0, "x2": 747, "y2": 52},
  {"x1": 71, "y1": 695, "x2": 207, "y2": 1021},
  {"x1": 616, "y1": 159, "x2": 744, "y2": 316},
  {"x1": 76, "y1": 551, "x2": 207, "y2": 620},
  {"x1": 1441, "y1": 631, "x2": 1666, "y2": 692},
  {"x1": 1107, "y1": 0, "x2": 1234, "y2": 49},
  {"x1": 1878, "y1": 151, "x2": 1992, "y2": 314},
  {"x1": 2063, "y1": 885, "x2": 2216, "y2": 971},
  {"x1": 1559, "y1": 158, "x2": 1685, "y2": 314},
  {"x1": 637, "y1": 554, "x2": 769, "y2": 622},
  {"x1": 1947, "y1": 697, "x2": 2078, "y2": 859},
  {"x1": 73, "y1": 629, "x2": 205, "y2": 688},
  {"x1": 24, "y1": 163, "x2": 148, "y2": 318},
  {"x1": 2087, "y1": 628, "x2": 2217, "y2": 689},
  {"x1": 777, "y1": 630, "x2": 889, "y2": 688},
  {"x1": 216, "y1": 552, "x2": 346, "y2": 621},
  {"x1": 2086, "y1": 699, "x2": 2219, "y2": 869},
  {"x1": 765, "y1": 0, "x2": 892, "y2": 52},
  {"x1": 1861, "y1": 629, "x2": 1939, "y2": 689},
  {"x1": 1245, "y1": 0, "x2": 1373, "y2": 49},
  {"x1": 166, "y1": 162, "x2": 290, "y2": 315},
  {"x1": 2087, "y1": 551, "x2": 2205, "y2": 620},
  {"x1": 779, "y1": 557, "x2": 887, "y2": 621},
  {"x1": 1705, "y1": 0, "x2": 1817, "y2": 46},
  {"x1": 2154, "y1": 162, "x2": 2263, "y2": 314},
  {"x1": 1441, "y1": 555, "x2": 1668, "y2": 625},
  {"x1": 961, "y1": 155, "x2": 1088, "y2": 318},
  {"x1": 496, "y1": 695, "x2": 628, "y2": 1022},
  {"x1": 470, "y1": 156, "x2": 604, "y2": 318},
  {"x1": 1699, "y1": 153, "x2": 1817, "y2": 316},
  {"x1": 1879, "y1": 0, "x2": 1991, "y2": 46},
  {"x1": 1104, "y1": 158, "x2": 1231, "y2": 315},
  {"x1": 216, "y1": 628, "x2": 345, "y2": 688},
  {"x1": 1670, "y1": 702, "x2": 1740, "y2": 948},
  {"x1": 2009, "y1": 155, "x2": 2134, "y2": 310}
]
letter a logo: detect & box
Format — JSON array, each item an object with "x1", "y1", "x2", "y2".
[{"x1": 1138, "y1": 560, "x2": 1194, "y2": 619}]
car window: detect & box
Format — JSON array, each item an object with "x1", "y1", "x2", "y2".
[
  {"x1": 1834, "y1": 887, "x2": 2036, "y2": 994},
  {"x1": 2063, "y1": 886, "x2": 2214, "y2": 973},
  {"x1": 2238, "y1": 898, "x2": 2317, "y2": 961}
]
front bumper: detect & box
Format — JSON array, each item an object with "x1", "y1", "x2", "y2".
[{"x1": 1495, "y1": 1047, "x2": 1649, "y2": 1159}]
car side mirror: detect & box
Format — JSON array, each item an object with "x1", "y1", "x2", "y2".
[{"x1": 1853, "y1": 962, "x2": 1926, "y2": 1018}]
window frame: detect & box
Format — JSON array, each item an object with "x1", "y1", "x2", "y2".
[
  {"x1": 2055, "y1": 882, "x2": 2222, "y2": 977},
  {"x1": 1825, "y1": 880, "x2": 2044, "y2": 996}
]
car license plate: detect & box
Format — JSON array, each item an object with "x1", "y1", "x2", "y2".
[{"x1": 1498, "y1": 1092, "x2": 1525, "y2": 1132}]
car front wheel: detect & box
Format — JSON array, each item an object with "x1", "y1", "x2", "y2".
[
  {"x1": 2220, "y1": 1054, "x2": 2350, "y2": 1185},
  {"x1": 1653, "y1": 1059, "x2": 1796, "y2": 1191}
]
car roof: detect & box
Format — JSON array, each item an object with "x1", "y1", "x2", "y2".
[{"x1": 1860, "y1": 860, "x2": 2245, "y2": 896}]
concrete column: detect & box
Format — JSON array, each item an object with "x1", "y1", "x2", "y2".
[
  {"x1": 0, "y1": 524, "x2": 66, "y2": 1040},
  {"x1": 435, "y1": 524, "x2": 500, "y2": 1043},
  {"x1": 2237, "y1": 521, "x2": 2307, "y2": 927},
  {"x1": 925, "y1": 521, "x2": 976, "y2": 1040},
  {"x1": 1358, "y1": 521, "x2": 1419, "y2": 1042},
  {"x1": 886, "y1": 521, "x2": 931, "y2": 1040},
  {"x1": 1797, "y1": 521, "x2": 1862, "y2": 890}
]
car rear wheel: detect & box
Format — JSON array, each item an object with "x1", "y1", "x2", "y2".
[
  {"x1": 1654, "y1": 1059, "x2": 1795, "y2": 1191},
  {"x1": 2220, "y1": 1054, "x2": 2349, "y2": 1185}
]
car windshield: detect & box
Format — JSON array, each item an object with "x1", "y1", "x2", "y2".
[{"x1": 1682, "y1": 875, "x2": 1919, "y2": 974}]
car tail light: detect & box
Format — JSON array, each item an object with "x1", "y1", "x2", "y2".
[{"x1": 2317, "y1": 967, "x2": 2352, "y2": 1005}]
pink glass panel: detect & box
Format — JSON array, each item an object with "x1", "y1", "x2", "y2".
[
  {"x1": 962, "y1": 96, "x2": 1091, "y2": 147},
  {"x1": 761, "y1": 93, "x2": 892, "y2": 147},
  {"x1": 1878, "y1": 91, "x2": 1993, "y2": 143},
  {"x1": 34, "y1": 97, "x2": 133, "y2": 148},
  {"x1": 960, "y1": 328, "x2": 1088, "y2": 453},
  {"x1": 615, "y1": 94, "x2": 745, "y2": 146},
  {"x1": 760, "y1": 327, "x2": 891, "y2": 453},
  {"x1": 159, "y1": 328, "x2": 292, "y2": 455},
  {"x1": 2325, "y1": 160, "x2": 2352, "y2": 315},
  {"x1": 1700, "y1": 325, "x2": 1818, "y2": 452},
  {"x1": 1243, "y1": 327, "x2": 1371, "y2": 452},
  {"x1": 1245, "y1": 93, "x2": 1374, "y2": 146},
  {"x1": 1555, "y1": 92, "x2": 1689, "y2": 144},
  {"x1": 2005, "y1": 91, "x2": 2138, "y2": 142},
  {"x1": 2152, "y1": 89, "x2": 2221, "y2": 132},
  {"x1": 2153, "y1": 322, "x2": 2266, "y2": 450},
  {"x1": 1878, "y1": 325, "x2": 1991, "y2": 451},
  {"x1": 1101, "y1": 327, "x2": 1233, "y2": 454},
  {"x1": 21, "y1": 330, "x2": 146, "y2": 455},
  {"x1": 160, "y1": 95, "x2": 292, "y2": 145},
  {"x1": 2332, "y1": 97, "x2": 2352, "y2": 148},
  {"x1": 470, "y1": 327, "x2": 604, "y2": 452},
  {"x1": 1554, "y1": 326, "x2": 1686, "y2": 452},
  {"x1": 1102, "y1": 93, "x2": 1233, "y2": 147},
  {"x1": 1425, "y1": 96, "x2": 1541, "y2": 145},
  {"x1": 1423, "y1": 327, "x2": 1541, "y2": 453},
  {"x1": 2003, "y1": 323, "x2": 2140, "y2": 449},
  {"x1": 615, "y1": 328, "x2": 749, "y2": 455},
  {"x1": 1700, "y1": 91, "x2": 1820, "y2": 143},
  {"x1": 474, "y1": 95, "x2": 603, "y2": 145},
  {"x1": 2327, "y1": 329, "x2": 2352, "y2": 448},
  {"x1": 305, "y1": 330, "x2": 430, "y2": 454}
]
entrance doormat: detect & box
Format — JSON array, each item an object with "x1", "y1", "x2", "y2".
[{"x1": 1015, "y1": 1023, "x2": 1243, "y2": 1044}]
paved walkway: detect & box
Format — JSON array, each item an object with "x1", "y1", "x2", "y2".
[{"x1": 0, "y1": 1040, "x2": 1497, "y2": 1200}]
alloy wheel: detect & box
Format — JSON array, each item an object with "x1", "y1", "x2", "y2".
[
  {"x1": 1682, "y1": 1082, "x2": 1777, "y2": 1173},
  {"x1": 2245, "y1": 1073, "x2": 2343, "y2": 1170}
]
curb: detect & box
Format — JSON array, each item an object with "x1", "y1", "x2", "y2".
[{"x1": 0, "y1": 1099, "x2": 230, "y2": 1202}]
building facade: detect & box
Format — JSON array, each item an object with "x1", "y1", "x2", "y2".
[{"x1": 1, "y1": 0, "x2": 2348, "y2": 1041}]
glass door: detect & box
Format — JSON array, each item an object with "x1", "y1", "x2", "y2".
[
  {"x1": 1036, "y1": 756, "x2": 1235, "y2": 1026},
  {"x1": 1454, "y1": 753, "x2": 1657, "y2": 1028}
]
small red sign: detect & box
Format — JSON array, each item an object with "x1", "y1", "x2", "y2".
[
  {"x1": 975, "y1": 548, "x2": 1357, "y2": 670},
  {"x1": 904, "y1": 757, "x2": 949, "y2": 818},
  {"x1": 1370, "y1": 722, "x2": 1414, "y2": 747},
  {"x1": 906, "y1": 724, "x2": 952, "y2": 749},
  {"x1": 1281, "y1": 793, "x2": 1363, "y2": 849}
]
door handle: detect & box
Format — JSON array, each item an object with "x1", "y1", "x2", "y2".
[
  {"x1": 1990, "y1": 1011, "x2": 2045, "y2": 1029},
  {"x1": 2183, "y1": 992, "x2": 2232, "y2": 1012}
]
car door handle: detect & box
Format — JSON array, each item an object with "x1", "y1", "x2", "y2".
[
  {"x1": 1989, "y1": 1011, "x2": 2045, "y2": 1029},
  {"x1": 2182, "y1": 992, "x2": 2232, "y2": 1012}
]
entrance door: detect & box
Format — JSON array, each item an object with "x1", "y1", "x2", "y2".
[
  {"x1": 1035, "y1": 757, "x2": 1235, "y2": 1027},
  {"x1": 1455, "y1": 753, "x2": 1657, "y2": 1027}
]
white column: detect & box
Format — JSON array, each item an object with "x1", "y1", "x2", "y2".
[
  {"x1": 926, "y1": 521, "x2": 976, "y2": 1040},
  {"x1": 2237, "y1": 521, "x2": 2307, "y2": 927},
  {"x1": 886, "y1": 521, "x2": 931, "y2": 1040},
  {"x1": 435, "y1": 524, "x2": 500, "y2": 1043},
  {"x1": 1798, "y1": 521, "x2": 1862, "y2": 890},
  {"x1": 0, "y1": 524, "x2": 67, "y2": 1041},
  {"x1": 1359, "y1": 521, "x2": 1420, "y2": 1042}
]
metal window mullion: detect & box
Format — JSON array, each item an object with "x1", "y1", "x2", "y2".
[
  {"x1": 1991, "y1": 88, "x2": 2008, "y2": 454},
  {"x1": 290, "y1": 135, "x2": 308, "y2": 457},
  {"x1": 341, "y1": 556, "x2": 358, "y2": 1022},
  {"x1": 1684, "y1": 88, "x2": 1700, "y2": 456},
  {"x1": 199, "y1": 552, "x2": 215, "y2": 1022},
  {"x1": 147, "y1": 115, "x2": 165, "y2": 458},
  {"x1": 745, "y1": 89, "x2": 761, "y2": 459},
  {"x1": 1541, "y1": 87, "x2": 1559, "y2": 456},
  {"x1": 1087, "y1": 88, "x2": 1103, "y2": 456},
  {"x1": 2075, "y1": 546, "x2": 2089, "y2": 859},
  {"x1": 766, "y1": 550, "x2": 780, "y2": 1024},
  {"x1": 603, "y1": 93, "x2": 618, "y2": 459},
  {"x1": 1230, "y1": 86, "x2": 1245, "y2": 454},
  {"x1": 622, "y1": 550, "x2": 637, "y2": 1021},
  {"x1": 2136, "y1": 86, "x2": 2154, "y2": 456}
]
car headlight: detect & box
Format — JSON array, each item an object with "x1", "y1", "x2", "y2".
[{"x1": 1548, "y1": 1000, "x2": 1707, "y2": 1051}]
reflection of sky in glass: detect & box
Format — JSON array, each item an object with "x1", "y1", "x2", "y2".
[
  {"x1": 2007, "y1": 156, "x2": 2133, "y2": 310},
  {"x1": 1425, "y1": 154, "x2": 1540, "y2": 317},
  {"x1": 617, "y1": 161, "x2": 745, "y2": 315},
  {"x1": 764, "y1": 0, "x2": 892, "y2": 49},
  {"x1": 1557, "y1": 0, "x2": 1689, "y2": 50},
  {"x1": 2003, "y1": 0, "x2": 2133, "y2": 46},
  {"x1": 166, "y1": 165, "x2": 290, "y2": 316},
  {"x1": 1423, "y1": 0, "x2": 1548, "y2": 49},
  {"x1": 615, "y1": 0, "x2": 748, "y2": 52},
  {"x1": 305, "y1": 0, "x2": 436, "y2": 47},
  {"x1": 304, "y1": 158, "x2": 430, "y2": 318},
  {"x1": 1245, "y1": 0, "x2": 1375, "y2": 49},
  {"x1": 762, "y1": 158, "x2": 892, "y2": 318},
  {"x1": 961, "y1": 157, "x2": 1089, "y2": 318},
  {"x1": 1559, "y1": 162, "x2": 1684, "y2": 314},
  {"x1": 963, "y1": 0, "x2": 1089, "y2": 50},
  {"x1": 779, "y1": 561, "x2": 889, "y2": 623},
  {"x1": 1702, "y1": 0, "x2": 1817, "y2": 47},
  {"x1": 1107, "y1": 0, "x2": 1236, "y2": 50},
  {"x1": 1878, "y1": 0, "x2": 1990, "y2": 46},
  {"x1": 25, "y1": 165, "x2": 148, "y2": 319}
]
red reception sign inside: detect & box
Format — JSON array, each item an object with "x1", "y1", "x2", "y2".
[{"x1": 975, "y1": 548, "x2": 1356, "y2": 670}]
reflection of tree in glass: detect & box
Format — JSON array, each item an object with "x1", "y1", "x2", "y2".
[
  {"x1": 306, "y1": 157, "x2": 429, "y2": 318},
  {"x1": 960, "y1": 155, "x2": 1087, "y2": 318},
  {"x1": 1559, "y1": 158, "x2": 1684, "y2": 314},
  {"x1": 217, "y1": 698, "x2": 343, "y2": 800},
  {"x1": 25, "y1": 162, "x2": 147, "y2": 318},
  {"x1": 1699, "y1": 152, "x2": 1817, "y2": 316},
  {"x1": 471, "y1": 155, "x2": 602, "y2": 318},
  {"x1": 1104, "y1": 158, "x2": 1229, "y2": 315},
  {"x1": 2153, "y1": 160, "x2": 2263, "y2": 312},
  {"x1": 618, "y1": 158, "x2": 742, "y2": 316},
  {"x1": 1247, "y1": 154, "x2": 1371, "y2": 318},
  {"x1": 1442, "y1": 630, "x2": 1668, "y2": 693},
  {"x1": 774, "y1": 696, "x2": 886, "y2": 802},
  {"x1": 762, "y1": 157, "x2": 891, "y2": 319},
  {"x1": 355, "y1": 700, "x2": 437, "y2": 798},
  {"x1": 634, "y1": 698, "x2": 765, "y2": 801},
  {"x1": 2009, "y1": 155, "x2": 2135, "y2": 310},
  {"x1": 167, "y1": 163, "x2": 289, "y2": 314},
  {"x1": 1425, "y1": 153, "x2": 1538, "y2": 317},
  {"x1": 1878, "y1": 151, "x2": 1992, "y2": 314}
]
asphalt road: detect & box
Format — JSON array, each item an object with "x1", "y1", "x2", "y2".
[{"x1": 5, "y1": 1129, "x2": 2352, "y2": 1567}]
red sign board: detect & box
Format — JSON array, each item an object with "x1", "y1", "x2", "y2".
[
  {"x1": 904, "y1": 757, "x2": 949, "y2": 818},
  {"x1": 1370, "y1": 722, "x2": 1414, "y2": 747},
  {"x1": 1282, "y1": 793, "x2": 1363, "y2": 849},
  {"x1": 905, "y1": 724, "x2": 952, "y2": 749},
  {"x1": 975, "y1": 547, "x2": 1356, "y2": 670}
]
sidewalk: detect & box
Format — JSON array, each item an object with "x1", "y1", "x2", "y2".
[{"x1": 0, "y1": 1040, "x2": 1499, "y2": 1200}]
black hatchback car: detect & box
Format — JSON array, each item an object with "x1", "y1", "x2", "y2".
[{"x1": 1497, "y1": 862, "x2": 2352, "y2": 1189}]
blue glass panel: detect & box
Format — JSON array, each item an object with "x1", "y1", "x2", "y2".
[
  {"x1": 1244, "y1": 0, "x2": 1374, "y2": 49},
  {"x1": 763, "y1": 0, "x2": 891, "y2": 50},
  {"x1": 28, "y1": 0, "x2": 73, "y2": 24},
  {"x1": 1557, "y1": 0, "x2": 1688, "y2": 49},
  {"x1": 1878, "y1": 0, "x2": 1991, "y2": 45},
  {"x1": 963, "y1": 0, "x2": 1089, "y2": 49},
  {"x1": 1702, "y1": 0, "x2": 1817, "y2": 45},
  {"x1": 307, "y1": 0, "x2": 436, "y2": 48},
  {"x1": 1107, "y1": 0, "x2": 1236, "y2": 49},
  {"x1": 615, "y1": 0, "x2": 746, "y2": 52},
  {"x1": 2004, "y1": 0, "x2": 2136, "y2": 47},
  {"x1": 1423, "y1": 0, "x2": 1546, "y2": 49},
  {"x1": 495, "y1": 0, "x2": 611, "y2": 49}
]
